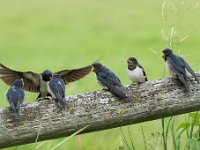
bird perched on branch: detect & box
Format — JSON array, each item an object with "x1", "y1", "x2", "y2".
[
  {"x1": 162, "y1": 48, "x2": 199, "y2": 92},
  {"x1": 0, "y1": 63, "x2": 92, "y2": 100},
  {"x1": 92, "y1": 63, "x2": 126, "y2": 99},
  {"x1": 126, "y1": 57, "x2": 147, "y2": 83},
  {"x1": 48, "y1": 75, "x2": 66, "y2": 109},
  {"x1": 6, "y1": 79, "x2": 25, "y2": 118}
]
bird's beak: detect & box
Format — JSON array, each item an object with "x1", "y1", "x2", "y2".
[
  {"x1": 127, "y1": 59, "x2": 132, "y2": 64},
  {"x1": 161, "y1": 52, "x2": 165, "y2": 58},
  {"x1": 91, "y1": 66, "x2": 95, "y2": 72}
]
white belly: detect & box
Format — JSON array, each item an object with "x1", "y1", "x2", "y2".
[
  {"x1": 40, "y1": 79, "x2": 48, "y2": 98},
  {"x1": 126, "y1": 66, "x2": 146, "y2": 83},
  {"x1": 166, "y1": 61, "x2": 177, "y2": 77}
]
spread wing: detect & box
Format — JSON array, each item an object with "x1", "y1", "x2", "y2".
[
  {"x1": 0, "y1": 63, "x2": 40, "y2": 92},
  {"x1": 55, "y1": 65, "x2": 93, "y2": 84}
]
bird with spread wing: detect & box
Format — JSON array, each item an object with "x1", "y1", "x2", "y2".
[{"x1": 0, "y1": 63, "x2": 93, "y2": 100}]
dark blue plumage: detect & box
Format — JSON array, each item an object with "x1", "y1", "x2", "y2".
[
  {"x1": 48, "y1": 75, "x2": 66, "y2": 108},
  {"x1": 92, "y1": 63, "x2": 126, "y2": 99},
  {"x1": 6, "y1": 79, "x2": 25, "y2": 117},
  {"x1": 162, "y1": 48, "x2": 199, "y2": 92}
]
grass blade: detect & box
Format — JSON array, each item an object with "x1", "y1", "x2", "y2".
[
  {"x1": 34, "y1": 125, "x2": 42, "y2": 150},
  {"x1": 171, "y1": 119, "x2": 179, "y2": 150},
  {"x1": 189, "y1": 111, "x2": 198, "y2": 139},
  {"x1": 166, "y1": 117, "x2": 173, "y2": 141},
  {"x1": 35, "y1": 141, "x2": 47, "y2": 150},
  {"x1": 127, "y1": 127, "x2": 135, "y2": 150},
  {"x1": 140, "y1": 124, "x2": 147, "y2": 150},
  {"x1": 162, "y1": 118, "x2": 167, "y2": 150},
  {"x1": 50, "y1": 125, "x2": 89, "y2": 150},
  {"x1": 120, "y1": 127, "x2": 131, "y2": 150}
]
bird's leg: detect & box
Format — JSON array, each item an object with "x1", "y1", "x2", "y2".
[
  {"x1": 36, "y1": 93, "x2": 53, "y2": 101},
  {"x1": 9, "y1": 107, "x2": 14, "y2": 113},
  {"x1": 102, "y1": 87, "x2": 109, "y2": 91},
  {"x1": 131, "y1": 82, "x2": 138, "y2": 86},
  {"x1": 170, "y1": 77, "x2": 179, "y2": 83},
  {"x1": 137, "y1": 82, "x2": 142, "y2": 88},
  {"x1": 45, "y1": 93, "x2": 53, "y2": 100},
  {"x1": 36, "y1": 93, "x2": 43, "y2": 101}
]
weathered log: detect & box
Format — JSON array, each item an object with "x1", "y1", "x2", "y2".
[{"x1": 0, "y1": 74, "x2": 200, "y2": 149}]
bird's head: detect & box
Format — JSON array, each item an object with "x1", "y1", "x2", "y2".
[
  {"x1": 13, "y1": 79, "x2": 24, "y2": 88},
  {"x1": 91, "y1": 63, "x2": 103, "y2": 73},
  {"x1": 162, "y1": 48, "x2": 173, "y2": 59},
  {"x1": 127, "y1": 57, "x2": 138, "y2": 70},
  {"x1": 42, "y1": 70, "x2": 53, "y2": 81}
]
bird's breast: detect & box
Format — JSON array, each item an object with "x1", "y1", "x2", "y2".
[
  {"x1": 40, "y1": 80, "x2": 48, "y2": 97},
  {"x1": 126, "y1": 66, "x2": 145, "y2": 82},
  {"x1": 166, "y1": 61, "x2": 177, "y2": 77}
]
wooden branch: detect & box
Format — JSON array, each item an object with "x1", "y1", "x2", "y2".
[{"x1": 1, "y1": 74, "x2": 200, "y2": 148}]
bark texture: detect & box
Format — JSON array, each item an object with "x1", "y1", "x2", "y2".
[{"x1": 0, "y1": 74, "x2": 200, "y2": 148}]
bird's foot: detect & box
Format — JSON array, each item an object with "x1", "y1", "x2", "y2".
[
  {"x1": 36, "y1": 96, "x2": 52, "y2": 101},
  {"x1": 45, "y1": 96, "x2": 53, "y2": 100},
  {"x1": 102, "y1": 88, "x2": 109, "y2": 91},
  {"x1": 36, "y1": 97, "x2": 43, "y2": 101},
  {"x1": 170, "y1": 77, "x2": 179, "y2": 83}
]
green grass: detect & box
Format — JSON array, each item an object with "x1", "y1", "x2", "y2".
[{"x1": 0, "y1": 0, "x2": 200, "y2": 149}]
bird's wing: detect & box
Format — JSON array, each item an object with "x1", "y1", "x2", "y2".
[
  {"x1": 179, "y1": 57, "x2": 199, "y2": 83},
  {"x1": 6, "y1": 89, "x2": 13, "y2": 104},
  {"x1": 168, "y1": 56, "x2": 186, "y2": 75},
  {"x1": 167, "y1": 57, "x2": 189, "y2": 91},
  {"x1": 96, "y1": 69, "x2": 126, "y2": 98},
  {"x1": 177, "y1": 73, "x2": 190, "y2": 92},
  {"x1": 109, "y1": 72, "x2": 122, "y2": 85},
  {"x1": 100, "y1": 78, "x2": 126, "y2": 98},
  {"x1": 18, "y1": 89, "x2": 25, "y2": 103},
  {"x1": 0, "y1": 63, "x2": 40, "y2": 92},
  {"x1": 138, "y1": 64, "x2": 148, "y2": 81},
  {"x1": 98, "y1": 68, "x2": 121, "y2": 85},
  {"x1": 49, "y1": 79, "x2": 65, "y2": 97},
  {"x1": 49, "y1": 79, "x2": 66, "y2": 108},
  {"x1": 55, "y1": 65, "x2": 93, "y2": 84}
]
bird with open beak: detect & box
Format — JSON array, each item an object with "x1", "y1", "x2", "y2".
[
  {"x1": 6, "y1": 79, "x2": 25, "y2": 118},
  {"x1": 0, "y1": 63, "x2": 93, "y2": 100},
  {"x1": 162, "y1": 48, "x2": 199, "y2": 92},
  {"x1": 91, "y1": 63, "x2": 126, "y2": 99},
  {"x1": 126, "y1": 57, "x2": 147, "y2": 83}
]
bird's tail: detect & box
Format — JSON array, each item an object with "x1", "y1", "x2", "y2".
[
  {"x1": 110, "y1": 85, "x2": 127, "y2": 99},
  {"x1": 14, "y1": 110, "x2": 22, "y2": 119},
  {"x1": 58, "y1": 97, "x2": 67, "y2": 109},
  {"x1": 14, "y1": 102, "x2": 22, "y2": 119},
  {"x1": 179, "y1": 75, "x2": 190, "y2": 92},
  {"x1": 180, "y1": 58, "x2": 199, "y2": 83}
]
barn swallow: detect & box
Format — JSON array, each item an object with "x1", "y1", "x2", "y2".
[
  {"x1": 6, "y1": 79, "x2": 25, "y2": 117},
  {"x1": 48, "y1": 75, "x2": 66, "y2": 108},
  {"x1": 126, "y1": 57, "x2": 147, "y2": 83},
  {"x1": 162, "y1": 48, "x2": 199, "y2": 92},
  {"x1": 0, "y1": 63, "x2": 92, "y2": 100},
  {"x1": 92, "y1": 63, "x2": 126, "y2": 99}
]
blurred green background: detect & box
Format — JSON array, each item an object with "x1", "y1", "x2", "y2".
[{"x1": 0, "y1": 0, "x2": 200, "y2": 149}]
